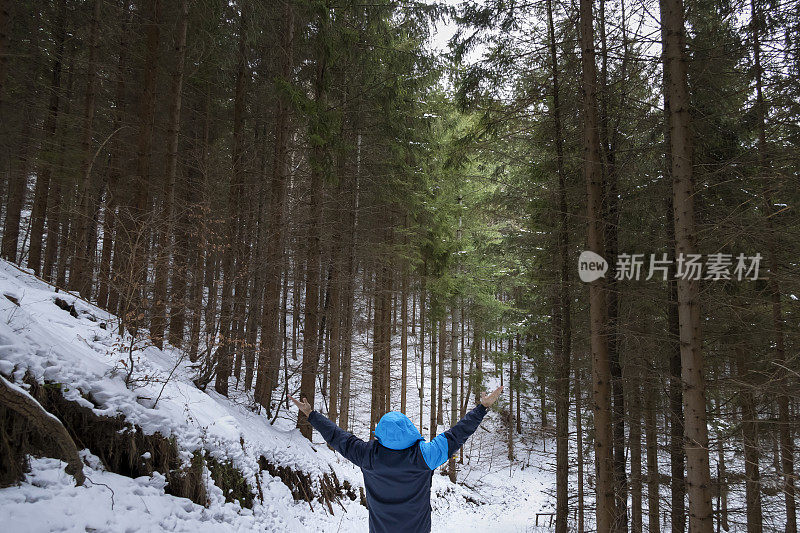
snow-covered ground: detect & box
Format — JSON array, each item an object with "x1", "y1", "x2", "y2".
[{"x1": 0, "y1": 259, "x2": 559, "y2": 532}]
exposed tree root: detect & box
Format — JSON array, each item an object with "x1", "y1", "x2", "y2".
[
  {"x1": 0, "y1": 375, "x2": 85, "y2": 486},
  {"x1": 258, "y1": 455, "x2": 360, "y2": 512},
  {"x1": 1, "y1": 372, "x2": 361, "y2": 515}
]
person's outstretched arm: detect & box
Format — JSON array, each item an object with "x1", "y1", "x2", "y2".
[
  {"x1": 419, "y1": 386, "x2": 503, "y2": 470},
  {"x1": 290, "y1": 396, "x2": 368, "y2": 467}
]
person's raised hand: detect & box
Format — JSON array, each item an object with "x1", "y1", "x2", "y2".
[
  {"x1": 289, "y1": 395, "x2": 312, "y2": 416},
  {"x1": 480, "y1": 386, "x2": 503, "y2": 408}
]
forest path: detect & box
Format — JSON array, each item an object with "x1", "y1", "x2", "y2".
[
  {"x1": 429, "y1": 421, "x2": 556, "y2": 533},
  {"x1": 432, "y1": 457, "x2": 553, "y2": 532}
]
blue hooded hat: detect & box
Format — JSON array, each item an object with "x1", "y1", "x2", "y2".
[{"x1": 374, "y1": 411, "x2": 424, "y2": 450}]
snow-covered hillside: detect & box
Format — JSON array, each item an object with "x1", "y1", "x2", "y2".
[{"x1": 0, "y1": 260, "x2": 557, "y2": 532}]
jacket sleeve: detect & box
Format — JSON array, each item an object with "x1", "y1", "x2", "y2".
[
  {"x1": 307, "y1": 410, "x2": 368, "y2": 468},
  {"x1": 419, "y1": 403, "x2": 488, "y2": 470}
]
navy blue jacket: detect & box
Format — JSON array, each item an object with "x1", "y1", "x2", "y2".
[{"x1": 307, "y1": 404, "x2": 488, "y2": 533}]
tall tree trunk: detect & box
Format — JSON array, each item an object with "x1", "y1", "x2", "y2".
[
  {"x1": 340, "y1": 132, "x2": 361, "y2": 432},
  {"x1": 215, "y1": 5, "x2": 248, "y2": 396},
  {"x1": 152, "y1": 0, "x2": 188, "y2": 348},
  {"x1": 430, "y1": 316, "x2": 437, "y2": 440},
  {"x1": 515, "y1": 334, "x2": 521, "y2": 434},
  {"x1": 100, "y1": 1, "x2": 131, "y2": 310},
  {"x1": 580, "y1": 0, "x2": 616, "y2": 527},
  {"x1": 198, "y1": 88, "x2": 216, "y2": 360},
  {"x1": 419, "y1": 270, "x2": 426, "y2": 433},
  {"x1": 411, "y1": 287, "x2": 416, "y2": 336},
  {"x1": 43, "y1": 57, "x2": 75, "y2": 283},
  {"x1": 459, "y1": 311, "x2": 465, "y2": 419},
  {"x1": 126, "y1": 0, "x2": 161, "y2": 334},
  {"x1": 737, "y1": 344, "x2": 763, "y2": 533},
  {"x1": 382, "y1": 240, "x2": 393, "y2": 412},
  {"x1": 293, "y1": 254, "x2": 300, "y2": 362},
  {"x1": 401, "y1": 260, "x2": 408, "y2": 414},
  {"x1": 576, "y1": 367, "x2": 586, "y2": 533},
  {"x1": 297, "y1": 9, "x2": 328, "y2": 437},
  {"x1": 328, "y1": 246, "x2": 341, "y2": 425},
  {"x1": 186, "y1": 87, "x2": 210, "y2": 362},
  {"x1": 255, "y1": 0, "x2": 295, "y2": 409},
  {"x1": 97, "y1": 0, "x2": 130, "y2": 309},
  {"x1": 665, "y1": 92, "x2": 687, "y2": 533},
  {"x1": 437, "y1": 314, "x2": 445, "y2": 426},
  {"x1": 1, "y1": 156, "x2": 25, "y2": 261},
  {"x1": 644, "y1": 385, "x2": 660, "y2": 533},
  {"x1": 661, "y1": 0, "x2": 714, "y2": 527},
  {"x1": 370, "y1": 265, "x2": 384, "y2": 433},
  {"x1": 69, "y1": 0, "x2": 102, "y2": 297},
  {"x1": 751, "y1": 0, "x2": 796, "y2": 527},
  {"x1": 29, "y1": 0, "x2": 66, "y2": 275},
  {"x1": 232, "y1": 205, "x2": 255, "y2": 384},
  {"x1": 630, "y1": 380, "x2": 643, "y2": 533},
  {"x1": 299, "y1": 231, "x2": 324, "y2": 417},
  {"x1": 1, "y1": 57, "x2": 36, "y2": 264},
  {"x1": 716, "y1": 419, "x2": 729, "y2": 532},
  {"x1": 370, "y1": 250, "x2": 392, "y2": 432},
  {"x1": 547, "y1": 51, "x2": 580, "y2": 516},
  {"x1": 550, "y1": 0, "x2": 572, "y2": 506},
  {"x1": 448, "y1": 306, "x2": 458, "y2": 481},
  {"x1": 187, "y1": 233, "x2": 204, "y2": 362},
  {"x1": 472, "y1": 323, "x2": 481, "y2": 405},
  {"x1": 0, "y1": 0, "x2": 8, "y2": 109},
  {"x1": 507, "y1": 335, "x2": 514, "y2": 461},
  {"x1": 599, "y1": 1, "x2": 628, "y2": 524},
  {"x1": 660, "y1": 4, "x2": 686, "y2": 529}
]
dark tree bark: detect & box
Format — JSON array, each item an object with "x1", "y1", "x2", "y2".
[
  {"x1": 28, "y1": 0, "x2": 66, "y2": 275},
  {"x1": 214, "y1": 4, "x2": 248, "y2": 395},
  {"x1": 507, "y1": 335, "x2": 514, "y2": 461},
  {"x1": 430, "y1": 315, "x2": 437, "y2": 441},
  {"x1": 123, "y1": 0, "x2": 161, "y2": 334},
  {"x1": 297, "y1": 8, "x2": 329, "y2": 437},
  {"x1": 152, "y1": 0, "x2": 188, "y2": 348},
  {"x1": 576, "y1": 367, "x2": 586, "y2": 533},
  {"x1": 102, "y1": 0, "x2": 132, "y2": 314},
  {"x1": 644, "y1": 385, "x2": 660, "y2": 533},
  {"x1": 437, "y1": 313, "x2": 445, "y2": 426},
  {"x1": 401, "y1": 258, "x2": 408, "y2": 414},
  {"x1": 419, "y1": 267, "x2": 426, "y2": 432},
  {"x1": 44, "y1": 58, "x2": 75, "y2": 284},
  {"x1": 751, "y1": 0, "x2": 796, "y2": 527},
  {"x1": 661, "y1": 0, "x2": 714, "y2": 526},
  {"x1": 630, "y1": 381, "x2": 643, "y2": 533},
  {"x1": 69, "y1": 0, "x2": 102, "y2": 297},
  {"x1": 0, "y1": 0, "x2": 8, "y2": 106},
  {"x1": 449, "y1": 306, "x2": 458, "y2": 481},
  {"x1": 737, "y1": 342, "x2": 762, "y2": 533},
  {"x1": 579, "y1": 0, "x2": 616, "y2": 527},
  {"x1": 659, "y1": 5, "x2": 686, "y2": 529},
  {"x1": 255, "y1": 0, "x2": 296, "y2": 409},
  {"x1": 547, "y1": 0, "x2": 572, "y2": 527},
  {"x1": 99, "y1": 7, "x2": 129, "y2": 309},
  {"x1": 327, "y1": 245, "x2": 342, "y2": 425},
  {"x1": 1, "y1": 43, "x2": 37, "y2": 264},
  {"x1": 472, "y1": 323, "x2": 481, "y2": 406}
]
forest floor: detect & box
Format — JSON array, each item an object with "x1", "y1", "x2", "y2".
[{"x1": 0, "y1": 259, "x2": 561, "y2": 532}]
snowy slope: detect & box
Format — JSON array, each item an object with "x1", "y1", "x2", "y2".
[{"x1": 0, "y1": 260, "x2": 557, "y2": 532}]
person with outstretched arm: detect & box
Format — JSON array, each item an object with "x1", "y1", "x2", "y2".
[{"x1": 289, "y1": 386, "x2": 503, "y2": 533}]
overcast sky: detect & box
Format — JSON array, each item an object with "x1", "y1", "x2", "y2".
[{"x1": 427, "y1": 0, "x2": 461, "y2": 54}]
